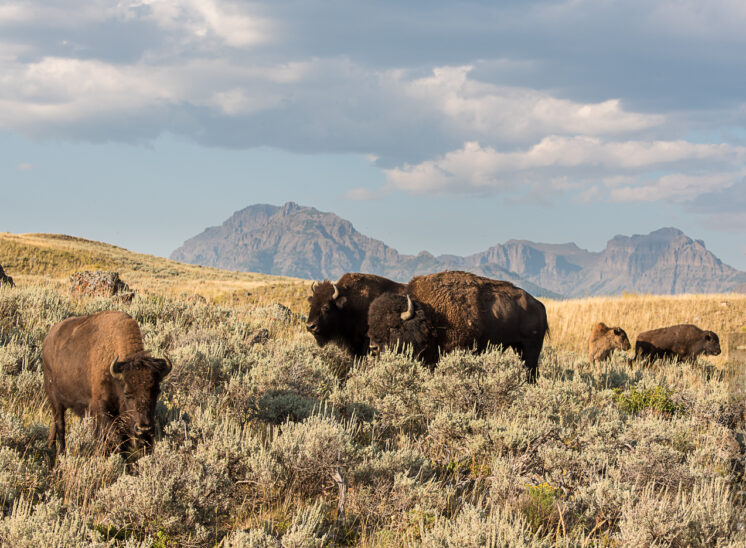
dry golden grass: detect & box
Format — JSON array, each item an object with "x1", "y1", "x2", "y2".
[
  {"x1": 0, "y1": 232, "x2": 309, "y2": 302},
  {"x1": 544, "y1": 293, "x2": 746, "y2": 365},
  {"x1": 3, "y1": 231, "x2": 744, "y2": 360}
]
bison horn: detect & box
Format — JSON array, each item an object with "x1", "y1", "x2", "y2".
[
  {"x1": 311, "y1": 281, "x2": 318, "y2": 293},
  {"x1": 162, "y1": 355, "x2": 173, "y2": 377},
  {"x1": 332, "y1": 283, "x2": 339, "y2": 301},
  {"x1": 109, "y1": 356, "x2": 123, "y2": 380},
  {"x1": 400, "y1": 295, "x2": 414, "y2": 321}
]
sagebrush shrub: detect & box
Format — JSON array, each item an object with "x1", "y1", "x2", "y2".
[
  {"x1": 0, "y1": 496, "x2": 95, "y2": 548},
  {"x1": 269, "y1": 413, "x2": 359, "y2": 496},
  {"x1": 1, "y1": 286, "x2": 744, "y2": 546},
  {"x1": 94, "y1": 445, "x2": 233, "y2": 545}
]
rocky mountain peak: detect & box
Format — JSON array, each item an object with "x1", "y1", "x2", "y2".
[{"x1": 171, "y1": 203, "x2": 746, "y2": 297}]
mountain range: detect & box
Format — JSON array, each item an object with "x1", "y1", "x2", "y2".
[{"x1": 170, "y1": 202, "x2": 746, "y2": 298}]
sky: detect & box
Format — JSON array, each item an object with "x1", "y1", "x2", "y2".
[{"x1": 1, "y1": 0, "x2": 745, "y2": 269}]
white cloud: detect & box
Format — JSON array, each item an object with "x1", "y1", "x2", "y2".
[
  {"x1": 382, "y1": 139, "x2": 746, "y2": 196},
  {"x1": 0, "y1": 57, "x2": 173, "y2": 130},
  {"x1": 16, "y1": 163, "x2": 33, "y2": 171},
  {"x1": 396, "y1": 66, "x2": 663, "y2": 140},
  {"x1": 132, "y1": 0, "x2": 273, "y2": 48},
  {"x1": 611, "y1": 171, "x2": 745, "y2": 203}
]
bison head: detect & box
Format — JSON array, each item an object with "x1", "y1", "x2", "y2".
[
  {"x1": 610, "y1": 326, "x2": 631, "y2": 352},
  {"x1": 367, "y1": 294, "x2": 435, "y2": 362},
  {"x1": 109, "y1": 352, "x2": 172, "y2": 449},
  {"x1": 701, "y1": 330, "x2": 721, "y2": 356},
  {"x1": 305, "y1": 281, "x2": 348, "y2": 346}
]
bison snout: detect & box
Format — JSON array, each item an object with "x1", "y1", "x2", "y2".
[
  {"x1": 369, "y1": 344, "x2": 380, "y2": 357},
  {"x1": 306, "y1": 321, "x2": 320, "y2": 334}
]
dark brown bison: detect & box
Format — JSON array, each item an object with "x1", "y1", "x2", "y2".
[
  {"x1": 367, "y1": 294, "x2": 439, "y2": 364},
  {"x1": 366, "y1": 271, "x2": 549, "y2": 381},
  {"x1": 588, "y1": 322, "x2": 631, "y2": 363},
  {"x1": 305, "y1": 273, "x2": 405, "y2": 357},
  {"x1": 0, "y1": 264, "x2": 14, "y2": 288},
  {"x1": 42, "y1": 310, "x2": 172, "y2": 458},
  {"x1": 634, "y1": 324, "x2": 721, "y2": 363}
]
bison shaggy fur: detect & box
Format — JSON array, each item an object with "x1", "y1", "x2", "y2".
[
  {"x1": 588, "y1": 322, "x2": 631, "y2": 363},
  {"x1": 634, "y1": 323, "x2": 721, "y2": 363},
  {"x1": 305, "y1": 273, "x2": 405, "y2": 357},
  {"x1": 367, "y1": 294, "x2": 439, "y2": 364},
  {"x1": 42, "y1": 310, "x2": 171, "y2": 459},
  {"x1": 399, "y1": 271, "x2": 548, "y2": 380}
]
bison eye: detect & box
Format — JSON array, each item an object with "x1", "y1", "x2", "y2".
[{"x1": 705, "y1": 334, "x2": 711, "y2": 341}]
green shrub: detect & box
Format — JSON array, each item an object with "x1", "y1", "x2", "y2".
[
  {"x1": 520, "y1": 482, "x2": 561, "y2": 533},
  {"x1": 614, "y1": 385, "x2": 681, "y2": 416}
]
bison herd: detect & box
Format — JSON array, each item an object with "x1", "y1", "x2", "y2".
[{"x1": 38, "y1": 269, "x2": 722, "y2": 461}]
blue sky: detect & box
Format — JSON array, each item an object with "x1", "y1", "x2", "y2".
[{"x1": 1, "y1": 0, "x2": 745, "y2": 269}]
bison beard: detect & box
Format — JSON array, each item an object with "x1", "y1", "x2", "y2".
[{"x1": 42, "y1": 310, "x2": 171, "y2": 462}]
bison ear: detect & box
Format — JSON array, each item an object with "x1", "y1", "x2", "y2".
[
  {"x1": 307, "y1": 296, "x2": 313, "y2": 303},
  {"x1": 335, "y1": 296, "x2": 347, "y2": 309},
  {"x1": 109, "y1": 356, "x2": 124, "y2": 380}
]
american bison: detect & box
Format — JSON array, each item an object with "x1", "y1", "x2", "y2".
[
  {"x1": 365, "y1": 271, "x2": 548, "y2": 381},
  {"x1": 367, "y1": 294, "x2": 439, "y2": 364},
  {"x1": 588, "y1": 322, "x2": 631, "y2": 363},
  {"x1": 306, "y1": 273, "x2": 405, "y2": 357},
  {"x1": 0, "y1": 264, "x2": 14, "y2": 288},
  {"x1": 42, "y1": 310, "x2": 172, "y2": 459},
  {"x1": 634, "y1": 324, "x2": 721, "y2": 363}
]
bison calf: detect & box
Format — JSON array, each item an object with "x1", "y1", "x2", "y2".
[
  {"x1": 367, "y1": 294, "x2": 439, "y2": 365},
  {"x1": 588, "y1": 322, "x2": 631, "y2": 363},
  {"x1": 42, "y1": 310, "x2": 172, "y2": 459},
  {"x1": 634, "y1": 324, "x2": 721, "y2": 363}
]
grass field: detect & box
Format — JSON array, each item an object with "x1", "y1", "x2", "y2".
[{"x1": 0, "y1": 234, "x2": 745, "y2": 546}]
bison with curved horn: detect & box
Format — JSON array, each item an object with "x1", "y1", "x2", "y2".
[
  {"x1": 42, "y1": 310, "x2": 172, "y2": 461},
  {"x1": 305, "y1": 273, "x2": 406, "y2": 357},
  {"x1": 367, "y1": 294, "x2": 439, "y2": 364},
  {"x1": 308, "y1": 270, "x2": 548, "y2": 381},
  {"x1": 385, "y1": 271, "x2": 548, "y2": 380}
]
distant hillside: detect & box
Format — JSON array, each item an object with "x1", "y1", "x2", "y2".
[
  {"x1": 171, "y1": 202, "x2": 746, "y2": 298},
  {"x1": 0, "y1": 232, "x2": 303, "y2": 300}
]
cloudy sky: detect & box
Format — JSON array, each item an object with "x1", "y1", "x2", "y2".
[{"x1": 2, "y1": 0, "x2": 745, "y2": 269}]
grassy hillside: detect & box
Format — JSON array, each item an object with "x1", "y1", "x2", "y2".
[{"x1": 0, "y1": 232, "x2": 308, "y2": 305}]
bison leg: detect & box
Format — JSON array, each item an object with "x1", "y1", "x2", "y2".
[
  {"x1": 43, "y1": 371, "x2": 68, "y2": 463},
  {"x1": 48, "y1": 403, "x2": 66, "y2": 461}
]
